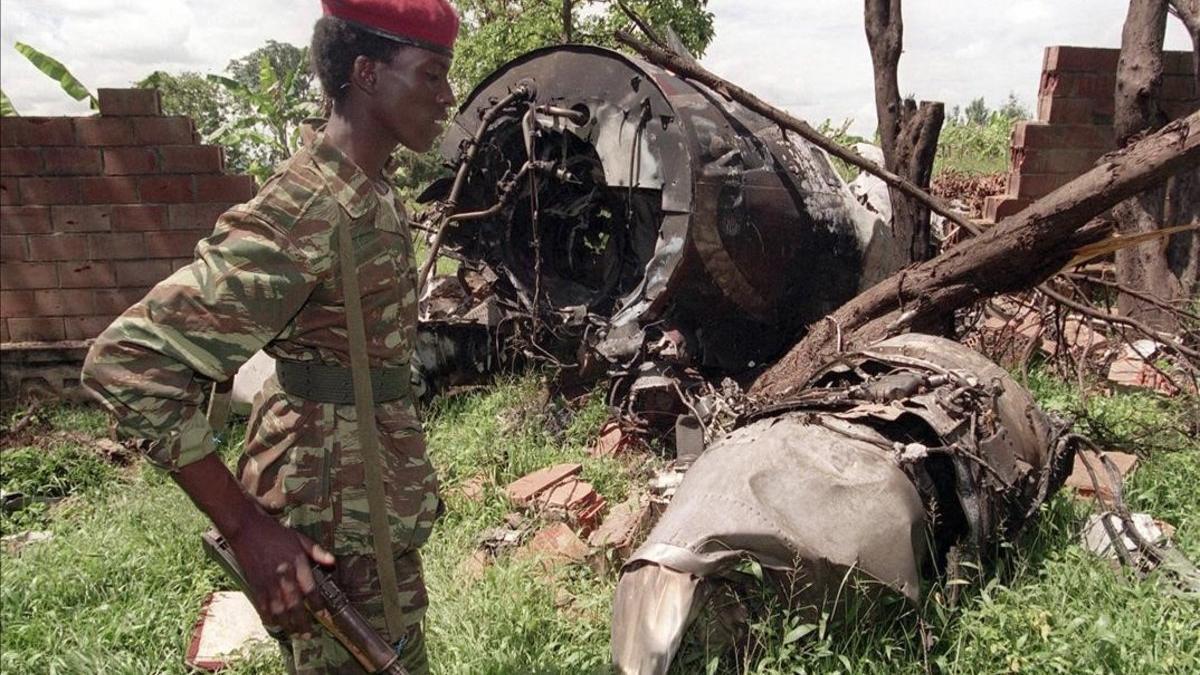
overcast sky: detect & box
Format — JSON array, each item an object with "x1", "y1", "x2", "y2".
[{"x1": 1, "y1": 1, "x2": 1192, "y2": 135}]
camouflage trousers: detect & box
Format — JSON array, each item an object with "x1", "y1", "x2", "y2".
[{"x1": 239, "y1": 376, "x2": 440, "y2": 674}]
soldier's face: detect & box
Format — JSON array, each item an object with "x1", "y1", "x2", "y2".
[{"x1": 372, "y1": 47, "x2": 455, "y2": 153}]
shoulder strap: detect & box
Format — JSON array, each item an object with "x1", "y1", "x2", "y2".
[{"x1": 336, "y1": 220, "x2": 407, "y2": 639}]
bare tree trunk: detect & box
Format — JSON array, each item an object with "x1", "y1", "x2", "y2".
[
  {"x1": 752, "y1": 112, "x2": 1200, "y2": 398},
  {"x1": 562, "y1": 0, "x2": 574, "y2": 43},
  {"x1": 1167, "y1": 0, "x2": 1200, "y2": 299},
  {"x1": 1114, "y1": 0, "x2": 1181, "y2": 331},
  {"x1": 864, "y1": 0, "x2": 945, "y2": 263}
]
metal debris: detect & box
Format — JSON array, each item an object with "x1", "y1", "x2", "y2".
[{"x1": 611, "y1": 334, "x2": 1079, "y2": 674}]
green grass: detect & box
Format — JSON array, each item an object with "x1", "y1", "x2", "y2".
[{"x1": 2, "y1": 371, "x2": 1197, "y2": 674}]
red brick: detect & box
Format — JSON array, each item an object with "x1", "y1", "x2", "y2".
[
  {"x1": 41, "y1": 147, "x2": 102, "y2": 176},
  {"x1": 7, "y1": 317, "x2": 65, "y2": 341},
  {"x1": 195, "y1": 174, "x2": 256, "y2": 203},
  {"x1": 79, "y1": 176, "x2": 139, "y2": 204},
  {"x1": 111, "y1": 204, "x2": 167, "y2": 231},
  {"x1": 0, "y1": 290, "x2": 34, "y2": 316},
  {"x1": 132, "y1": 117, "x2": 195, "y2": 145},
  {"x1": 1008, "y1": 172, "x2": 1073, "y2": 200},
  {"x1": 1, "y1": 236, "x2": 28, "y2": 260},
  {"x1": 168, "y1": 203, "x2": 227, "y2": 230},
  {"x1": 1040, "y1": 72, "x2": 1116, "y2": 101},
  {"x1": 1, "y1": 147, "x2": 43, "y2": 175},
  {"x1": 0, "y1": 117, "x2": 76, "y2": 146},
  {"x1": 19, "y1": 177, "x2": 81, "y2": 204},
  {"x1": 982, "y1": 196, "x2": 1031, "y2": 223},
  {"x1": 102, "y1": 147, "x2": 159, "y2": 175},
  {"x1": 0, "y1": 262, "x2": 58, "y2": 290},
  {"x1": 74, "y1": 117, "x2": 135, "y2": 146},
  {"x1": 515, "y1": 523, "x2": 588, "y2": 569},
  {"x1": 1038, "y1": 95, "x2": 1113, "y2": 125},
  {"x1": 1162, "y1": 100, "x2": 1200, "y2": 121},
  {"x1": 97, "y1": 88, "x2": 162, "y2": 117},
  {"x1": 1163, "y1": 50, "x2": 1197, "y2": 75},
  {"x1": 57, "y1": 261, "x2": 116, "y2": 288},
  {"x1": 1012, "y1": 121, "x2": 1114, "y2": 150},
  {"x1": 159, "y1": 145, "x2": 224, "y2": 173},
  {"x1": 94, "y1": 287, "x2": 149, "y2": 315},
  {"x1": 2, "y1": 289, "x2": 88, "y2": 316},
  {"x1": 138, "y1": 175, "x2": 194, "y2": 203},
  {"x1": 1014, "y1": 148, "x2": 1101, "y2": 175},
  {"x1": 115, "y1": 259, "x2": 172, "y2": 286},
  {"x1": 1161, "y1": 75, "x2": 1197, "y2": 103},
  {"x1": 51, "y1": 205, "x2": 113, "y2": 233},
  {"x1": 1043, "y1": 46, "x2": 1120, "y2": 73},
  {"x1": 1, "y1": 177, "x2": 19, "y2": 205},
  {"x1": 1, "y1": 206, "x2": 52, "y2": 234},
  {"x1": 27, "y1": 233, "x2": 89, "y2": 261},
  {"x1": 144, "y1": 231, "x2": 201, "y2": 258},
  {"x1": 64, "y1": 315, "x2": 118, "y2": 340},
  {"x1": 506, "y1": 463, "x2": 582, "y2": 504},
  {"x1": 88, "y1": 232, "x2": 145, "y2": 260},
  {"x1": 1, "y1": 319, "x2": 8, "y2": 342}
]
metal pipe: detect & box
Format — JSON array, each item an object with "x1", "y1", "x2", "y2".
[{"x1": 418, "y1": 85, "x2": 534, "y2": 293}]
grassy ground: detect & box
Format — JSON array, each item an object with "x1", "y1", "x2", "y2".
[{"x1": 2, "y1": 371, "x2": 1197, "y2": 674}]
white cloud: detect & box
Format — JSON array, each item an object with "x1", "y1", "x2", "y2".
[{"x1": 0, "y1": 0, "x2": 1193, "y2": 132}]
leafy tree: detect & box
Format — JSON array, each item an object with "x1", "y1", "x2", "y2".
[
  {"x1": 450, "y1": 0, "x2": 715, "y2": 95},
  {"x1": 963, "y1": 96, "x2": 989, "y2": 125},
  {"x1": 137, "y1": 71, "x2": 228, "y2": 137},
  {"x1": 226, "y1": 40, "x2": 315, "y2": 96},
  {"x1": 207, "y1": 49, "x2": 322, "y2": 180}
]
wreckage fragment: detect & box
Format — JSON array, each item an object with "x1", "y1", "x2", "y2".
[
  {"x1": 611, "y1": 334, "x2": 1078, "y2": 674},
  {"x1": 423, "y1": 45, "x2": 894, "y2": 371}
]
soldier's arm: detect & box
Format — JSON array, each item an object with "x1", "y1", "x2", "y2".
[{"x1": 82, "y1": 201, "x2": 336, "y2": 634}]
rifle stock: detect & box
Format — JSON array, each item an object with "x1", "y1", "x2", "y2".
[{"x1": 201, "y1": 529, "x2": 409, "y2": 675}]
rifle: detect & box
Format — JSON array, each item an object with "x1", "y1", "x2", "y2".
[{"x1": 201, "y1": 529, "x2": 410, "y2": 675}]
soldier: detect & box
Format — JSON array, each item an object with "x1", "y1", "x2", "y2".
[{"x1": 81, "y1": 1, "x2": 459, "y2": 672}]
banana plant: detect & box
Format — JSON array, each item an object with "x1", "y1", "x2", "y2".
[
  {"x1": 1, "y1": 89, "x2": 17, "y2": 116},
  {"x1": 206, "y1": 49, "x2": 320, "y2": 179},
  {"x1": 13, "y1": 42, "x2": 97, "y2": 110}
]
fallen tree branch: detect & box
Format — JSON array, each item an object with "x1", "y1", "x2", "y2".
[
  {"x1": 1037, "y1": 284, "x2": 1200, "y2": 360},
  {"x1": 614, "y1": 29, "x2": 982, "y2": 238},
  {"x1": 753, "y1": 110, "x2": 1200, "y2": 397}
]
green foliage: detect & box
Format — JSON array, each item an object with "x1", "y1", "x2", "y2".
[
  {"x1": 815, "y1": 117, "x2": 870, "y2": 181},
  {"x1": 138, "y1": 71, "x2": 228, "y2": 138},
  {"x1": 0, "y1": 89, "x2": 17, "y2": 117},
  {"x1": 450, "y1": 0, "x2": 715, "y2": 96},
  {"x1": 935, "y1": 94, "x2": 1028, "y2": 175},
  {"x1": 206, "y1": 48, "x2": 322, "y2": 182},
  {"x1": 1, "y1": 373, "x2": 1198, "y2": 673},
  {"x1": 12, "y1": 42, "x2": 97, "y2": 109}
]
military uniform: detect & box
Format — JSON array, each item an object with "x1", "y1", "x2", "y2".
[{"x1": 83, "y1": 130, "x2": 438, "y2": 674}]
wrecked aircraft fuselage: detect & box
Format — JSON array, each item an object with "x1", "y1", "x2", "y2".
[
  {"x1": 610, "y1": 334, "x2": 1077, "y2": 674},
  {"x1": 422, "y1": 46, "x2": 890, "y2": 371}
]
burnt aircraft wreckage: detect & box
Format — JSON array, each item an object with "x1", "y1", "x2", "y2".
[
  {"x1": 408, "y1": 46, "x2": 1077, "y2": 672},
  {"x1": 413, "y1": 44, "x2": 901, "y2": 386}
]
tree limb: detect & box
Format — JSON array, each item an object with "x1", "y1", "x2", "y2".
[
  {"x1": 753, "y1": 111, "x2": 1200, "y2": 398},
  {"x1": 614, "y1": 29, "x2": 981, "y2": 238}
]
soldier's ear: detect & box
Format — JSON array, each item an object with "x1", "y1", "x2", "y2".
[{"x1": 350, "y1": 55, "x2": 379, "y2": 95}]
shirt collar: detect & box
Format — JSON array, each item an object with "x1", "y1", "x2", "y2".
[{"x1": 303, "y1": 120, "x2": 377, "y2": 220}]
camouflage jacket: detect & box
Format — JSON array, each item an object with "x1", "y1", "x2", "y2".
[{"x1": 82, "y1": 130, "x2": 421, "y2": 473}]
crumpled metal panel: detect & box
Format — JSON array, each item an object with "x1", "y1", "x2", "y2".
[{"x1": 611, "y1": 335, "x2": 1075, "y2": 673}]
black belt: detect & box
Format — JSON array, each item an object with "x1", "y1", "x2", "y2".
[{"x1": 276, "y1": 360, "x2": 411, "y2": 405}]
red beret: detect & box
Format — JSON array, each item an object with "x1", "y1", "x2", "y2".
[{"x1": 322, "y1": 0, "x2": 459, "y2": 56}]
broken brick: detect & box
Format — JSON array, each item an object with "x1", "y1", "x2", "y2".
[
  {"x1": 515, "y1": 522, "x2": 588, "y2": 571},
  {"x1": 588, "y1": 493, "x2": 652, "y2": 557},
  {"x1": 1065, "y1": 450, "x2": 1139, "y2": 504},
  {"x1": 505, "y1": 463, "x2": 581, "y2": 505},
  {"x1": 590, "y1": 421, "x2": 627, "y2": 457}
]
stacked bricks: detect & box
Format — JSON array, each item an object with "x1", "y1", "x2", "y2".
[
  {"x1": 983, "y1": 46, "x2": 1198, "y2": 222},
  {"x1": 1, "y1": 88, "x2": 257, "y2": 344}
]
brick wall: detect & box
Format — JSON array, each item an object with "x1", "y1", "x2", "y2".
[
  {"x1": 0, "y1": 88, "x2": 257, "y2": 345},
  {"x1": 983, "y1": 46, "x2": 1198, "y2": 222}
]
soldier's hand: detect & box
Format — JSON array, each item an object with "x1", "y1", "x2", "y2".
[{"x1": 226, "y1": 507, "x2": 335, "y2": 637}]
